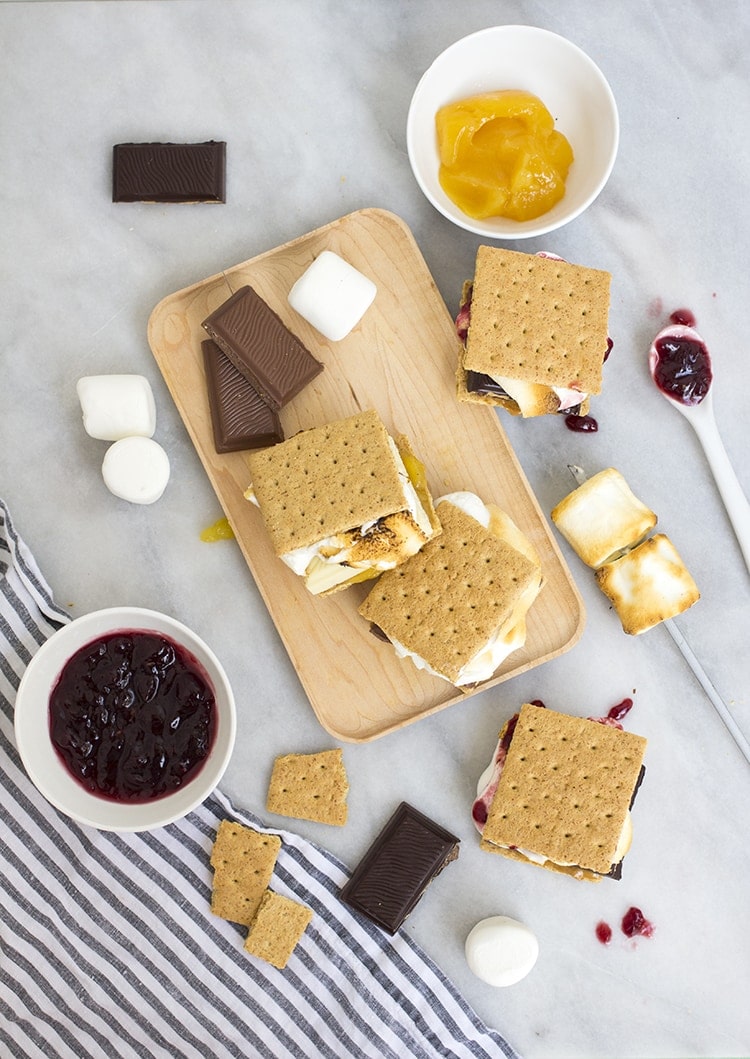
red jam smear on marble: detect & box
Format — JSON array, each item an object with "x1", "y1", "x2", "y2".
[
  {"x1": 596, "y1": 921, "x2": 613, "y2": 945},
  {"x1": 621, "y1": 906, "x2": 655, "y2": 938},
  {"x1": 49, "y1": 630, "x2": 216, "y2": 802}
]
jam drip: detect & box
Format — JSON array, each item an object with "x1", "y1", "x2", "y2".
[{"x1": 49, "y1": 631, "x2": 216, "y2": 802}]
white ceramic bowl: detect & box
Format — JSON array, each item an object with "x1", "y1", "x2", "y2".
[
  {"x1": 14, "y1": 607, "x2": 236, "y2": 832},
  {"x1": 406, "y1": 25, "x2": 619, "y2": 239}
]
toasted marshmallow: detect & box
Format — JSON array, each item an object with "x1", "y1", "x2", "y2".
[
  {"x1": 595, "y1": 533, "x2": 700, "y2": 634},
  {"x1": 552, "y1": 468, "x2": 658, "y2": 568}
]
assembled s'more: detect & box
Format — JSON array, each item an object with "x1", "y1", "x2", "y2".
[
  {"x1": 358, "y1": 492, "x2": 543, "y2": 687},
  {"x1": 474, "y1": 703, "x2": 647, "y2": 881},
  {"x1": 456, "y1": 246, "x2": 611, "y2": 418},
  {"x1": 244, "y1": 409, "x2": 440, "y2": 595}
]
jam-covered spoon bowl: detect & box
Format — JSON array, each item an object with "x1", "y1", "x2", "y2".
[{"x1": 648, "y1": 324, "x2": 750, "y2": 575}]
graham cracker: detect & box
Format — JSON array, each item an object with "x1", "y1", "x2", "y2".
[
  {"x1": 243, "y1": 890, "x2": 313, "y2": 970},
  {"x1": 595, "y1": 533, "x2": 700, "y2": 634},
  {"x1": 245, "y1": 409, "x2": 425, "y2": 555},
  {"x1": 463, "y1": 246, "x2": 610, "y2": 396},
  {"x1": 358, "y1": 500, "x2": 541, "y2": 685},
  {"x1": 266, "y1": 748, "x2": 349, "y2": 826},
  {"x1": 551, "y1": 468, "x2": 658, "y2": 569},
  {"x1": 481, "y1": 704, "x2": 647, "y2": 877},
  {"x1": 210, "y1": 820, "x2": 281, "y2": 926}
]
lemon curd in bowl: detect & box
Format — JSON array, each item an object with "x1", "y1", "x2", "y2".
[{"x1": 435, "y1": 89, "x2": 574, "y2": 222}]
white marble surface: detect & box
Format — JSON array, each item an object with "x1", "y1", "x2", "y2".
[{"x1": 3, "y1": 2, "x2": 750, "y2": 1056}]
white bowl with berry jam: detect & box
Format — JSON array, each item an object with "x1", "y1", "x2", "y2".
[
  {"x1": 14, "y1": 607, "x2": 236, "y2": 832},
  {"x1": 406, "y1": 25, "x2": 619, "y2": 239}
]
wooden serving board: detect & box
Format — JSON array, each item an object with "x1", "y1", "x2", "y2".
[{"x1": 147, "y1": 208, "x2": 584, "y2": 742}]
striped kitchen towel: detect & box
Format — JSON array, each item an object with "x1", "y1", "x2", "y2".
[{"x1": 0, "y1": 499, "x2": 519, "y2": 1059}]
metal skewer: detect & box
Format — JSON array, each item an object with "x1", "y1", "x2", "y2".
[{"x1": 567, "y1": 464, "x2": 750, "y2": 765}]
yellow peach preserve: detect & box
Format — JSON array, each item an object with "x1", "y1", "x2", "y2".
[{"x1": 435, "y1": 90, "x2": 574, "y2": 221}]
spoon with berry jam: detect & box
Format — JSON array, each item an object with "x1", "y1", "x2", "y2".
[{"x1": 648, "y1": 319, "x2": 750, "y2": 575}]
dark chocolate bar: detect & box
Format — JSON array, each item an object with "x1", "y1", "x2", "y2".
[
  {"x1": 112, "y1": 141, "x2": 226, "y2": 203},
  {"x1": 201, "y1": 285, "x2": 323, "y2": 410},
  {"x1": 340, "y1": 802, "x2": 459, "y2": 934},
  {"x1": 202, "y1": 340, "x2": 284, "y2": 453}
]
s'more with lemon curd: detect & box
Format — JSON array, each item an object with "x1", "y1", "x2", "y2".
[
  {"x1": 358, "y1": 492, "x2": 543, "y2": 688},
  {"x1": 456, "y1": 246, "x2": 611, "y2": 418},
  {"x1": 476, "y1": 703, "x2": 647, "y2": 881},
  {"x1": 243, "y1": 409, "x2": 440, "y2": 596}
]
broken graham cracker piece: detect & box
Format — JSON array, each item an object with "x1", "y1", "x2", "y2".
[
  {"x1": 244, "y1": 890, "x2": 313, "y2": 970},
  {"x1": 358, "y1": 499, "x2": 542, "y2": 687},
  {"x1": 460, "y1": 246, "x2": 610, "y2": 416},
  {"x1": 210, "y1": 820, "x2": 281, "y2": 926},
  {"x1": 266, "y1": 748, "x2": 349, "y2": 826},
  {"x1": 481, "y1": 704, "x2": 647, "y2": 881}
]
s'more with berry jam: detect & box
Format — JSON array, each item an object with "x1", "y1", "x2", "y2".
[
  {"x1": 244, "y1": 409, "x2": 440, "y2": 596},
  {"x1": 474, "y1": 703, "x2": 647, "y2": 881},
  {"x1": 358, "y1": 493, "x2": 543, "y2": 688},
  {"x1": 456, "y1": 246, "x2": 611, "y2": 418}
]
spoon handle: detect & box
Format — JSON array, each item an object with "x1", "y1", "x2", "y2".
[{"x1": 690, "y1": 412, "x2": 750, "y2": 576}]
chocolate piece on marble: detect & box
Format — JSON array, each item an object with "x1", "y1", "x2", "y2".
[
  {"x1": 201, "y1": 286, "x2": 323, "y2": 410},
  {"x1": 202, "y1": 340, "x2": 283, "y2": 453},
  {"x1": 112, "y1": 141, "x2": 226, "y2": 203},
  {"x1": 339, "y1": 802, "x2": 460, "y2": 934}
]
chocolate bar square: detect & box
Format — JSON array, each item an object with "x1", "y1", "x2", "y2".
[
  {"x1": 202, "y1": 285, "x2": 323, "y2": 410},
  {"x1": 202, "y1": 340, "x2": 283, "y2": 453},
  {"x1": 340, "y1": 802, "x2": 459, "y2": 934},
  {"x1": 112, "y1": 141, "x2": 226, "y2": 203}
]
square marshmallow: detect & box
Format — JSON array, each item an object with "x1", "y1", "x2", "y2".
[
  {"x1": 77, "y1": 374, "x2": 156, "y2": 441},
  {"x1": 288, "y1": 250, "x2": 376, "y2": 341}
]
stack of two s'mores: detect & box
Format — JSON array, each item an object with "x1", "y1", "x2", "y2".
[{"x1": 244, "y1": 408, "x2": 543, "y2": 688}]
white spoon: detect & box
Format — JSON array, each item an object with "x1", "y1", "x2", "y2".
[{"x1": 649, "y1": 323, "x2": 750, "y2": 576}]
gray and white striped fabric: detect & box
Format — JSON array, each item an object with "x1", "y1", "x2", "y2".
[{"x1": 0, "y1": 499, "x2": 519, "y2": 1059}]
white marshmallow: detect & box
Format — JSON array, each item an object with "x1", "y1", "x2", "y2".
[
  {"x1": 101, "y1": 436, "x2": 170, "y2": 505},
  {"x1": 465, "y1": 916, "x2": 539, "y2": 987},
  {"x1": 77, "y1": 374, "x2": 156, "y2": 441},
  {"x1": 288, "y1": 250, "x2": 376, "y2": 341}
]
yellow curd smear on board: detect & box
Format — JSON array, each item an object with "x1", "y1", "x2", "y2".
[
  {"x1": 435, "y1": 90, "x2": 574, "y2": 221},
  {"x1": 200, "y1": 516, "x2": 235, "y2": 542}
]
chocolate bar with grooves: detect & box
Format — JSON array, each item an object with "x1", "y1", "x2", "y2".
[
  {"x1": 202, "y1": 339, "x2": 284, "y2": 453},
  {"x1": 201, "y1": 285, "x2": 323, "y2": 411},
  {"x1": 112, "y1": 141, "x2": 226, "y2": 203},
  {"x1": 340, "y1": 802, "x2": 460, "y2": 934}
]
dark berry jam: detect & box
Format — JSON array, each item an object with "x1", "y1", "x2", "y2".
[
  {"x1": 652, "y1": 331, "x2": 712, "y2": 406},
  {"x1": 621, "y1": 906, "x2": 655, "y2": 938},
  {"x1": 49, "y1": 630, "x2": 216, "y2": 803},
  {"x1": 669, "y1": 307, "x2": 696, "y2": 328},
  {"x1": 596, "y1": 921, "x2": 613, "y2": 945},
  {"x1": 565, "y1": 413, "x2": 598, "y2": 433},
  {"x1": 608, "y1": 697, "x2": 633, "y2": 722}
]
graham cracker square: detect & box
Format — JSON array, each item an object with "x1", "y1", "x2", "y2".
[
  {"x1": 210, "y1": 820, "x2": 281, "y2": 926},
  {"x1": 464, "y1": 246, "x2": 610, "y2": 395},
  {"x1": 482, "y1": 704, "x2": 647, "y2": 877},
  {"x1": 243, "y1": 890, "x2": 313, "y2": 969},
  {"x1": 358, "y1": 500, "x2": 540, "y2": 685},
  {"x1": 595, "y1": 533, "x2": 700, "y2": 634},
  {"x1": 266, "y1": 748, "x2": 349, "y2": 826},
  {"x1": 245, "y1": 409, "x2": 413, "y2": 555}
]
